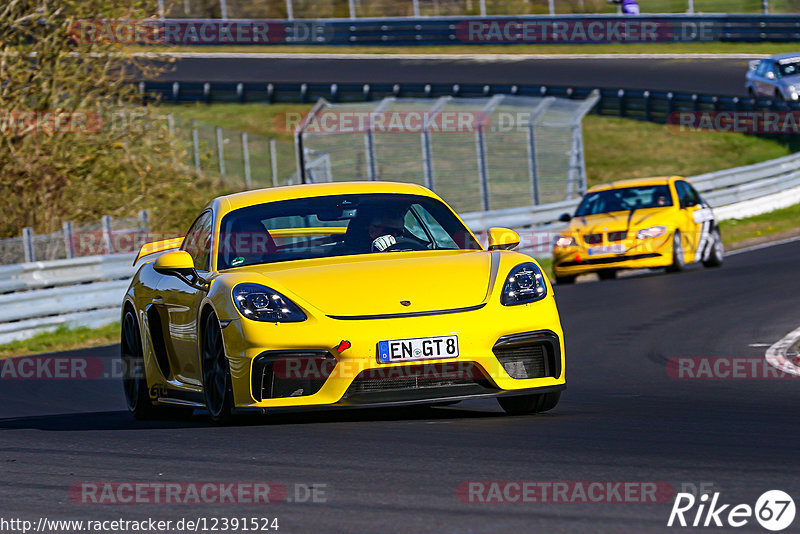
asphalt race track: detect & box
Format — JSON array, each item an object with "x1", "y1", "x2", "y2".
[
  {"x1": 2, "y1": 240, "x2": 799, "y2": 532},
  {"x1": 152, "y1": 55, "x2": 751, "y2": 96}
]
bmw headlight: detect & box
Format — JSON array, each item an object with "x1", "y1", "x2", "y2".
[
  {"x1": 501, "y1": 263, "x2": 548, "y2": 306},
  {"x1": 555, "y1": 236, "x2": 577, "y2": 248},
  {"x1": 232, "y1": 283, "x2": 306, "y2": 322},
  {"x1": 636, "y1": 226, "x2": 667, "y2": 239}
]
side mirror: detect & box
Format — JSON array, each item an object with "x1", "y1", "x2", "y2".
[
  {"x1": 558, "y1": 213, "x2": 572, "y2": 222},
  {"x1": 487, "y1": 227, "x2": 520, "y2": 251},
  {"x1": 154, "y1": 250, "x2": 195, "y2": 275}
]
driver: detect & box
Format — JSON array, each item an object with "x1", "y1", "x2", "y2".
[{"x1": 368, "y1": 210, "x2": 406, "y2": 252}]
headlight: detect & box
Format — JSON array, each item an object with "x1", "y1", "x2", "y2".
[
  {"x1": 555, "y1": 236, "x2": 577, "y2": 248},
  {"x1": 636, "y1": 226, "x2": 667, "y2": 239},
  {"x1": 232, "y1": 283, "x2": 306, "y2": 322},
  {"x1": 501, "y1": 263, "x2": 548, "y2": 306}
]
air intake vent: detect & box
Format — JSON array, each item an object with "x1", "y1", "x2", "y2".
[{"x1": 492, "y1": 331, "x2": 561, "y2": 380}]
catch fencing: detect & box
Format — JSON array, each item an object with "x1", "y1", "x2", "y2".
[{"x1": 295, "y1": 93, "x2": 599, "y2": 213}]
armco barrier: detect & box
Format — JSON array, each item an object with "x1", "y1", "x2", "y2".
[
  {"x1": 140, "y1": 81, "x2": 800, "y2": 123},
  {"x1": 1, "y1": 151, "x2": 799, "y2": 343},
  {"x1": 128, "y1": 15, "x2": 800, "y2": 46}
]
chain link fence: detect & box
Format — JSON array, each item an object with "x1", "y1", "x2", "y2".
[
  {"x1": 158, "y1": 0, "x2": 796, "y2": 19},
  {"x1": 297, "y1": 92, "x2": 598, "y2": 214}
]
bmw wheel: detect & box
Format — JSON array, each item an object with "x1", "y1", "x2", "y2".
[
  {"x1": 202, "y1": 312, "x2": 234, "y2": 424},
  {"x1": 666, "y1": 231, "x2": 685, "y2": 273},
  {"x1": 703, "y1": 228, "x2": 724, "y2": 268}
]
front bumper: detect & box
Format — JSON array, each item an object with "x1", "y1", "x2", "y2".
[
  {"x1": 553, "y1": 234, "x2": 672, "y2": 277},
  {"x1": 221, "y1": 297, "x2": 566, "y2": 410}
]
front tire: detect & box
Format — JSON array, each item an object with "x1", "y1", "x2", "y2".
[
  {"x1": 703, "y1": 228, "x2": 724, "y2": 268},
  {"x1": 202, "y1": 312, "x2": 235, "y2": 424},
  {"x1": 121, "y1": 309, "x2": 157, "y2": 419},
  {"x1": 498, "y1": 391, "x2": 561, "y2": 415},
  {"x1": 665, "y1": 231, "x2": 685, "y2": 273}
]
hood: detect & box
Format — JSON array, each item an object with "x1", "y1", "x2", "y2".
[
  {"x1": 569, "y1": 208, "x2": 672, "y2": 234},
  {"x1": 239, "y1": 250, "x2": 492, "y2": 317},
  {"x1": 779, "y1": 73, "x2": 800, "y2": 86}
]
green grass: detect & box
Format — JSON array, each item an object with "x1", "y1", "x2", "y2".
[
  {"x1": 719, "y1": 202, "x2": 800, "y2": 247},
  {"x1": 142, "y1": 42, "x2": 800, "y2": 56},
  {"x1": 0, "y1": 322, "x2": 120, "y2": 359}
]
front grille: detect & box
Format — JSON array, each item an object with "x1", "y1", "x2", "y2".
[
  {"x1": 251, "y1": 352, "x2": 336, "y2": 402},
  {"x1": 608, "y1": 231, "x2": 627, "y2": 242},
  {"x1": 346, "y1": 362, "x2": 486, "y2": 396},
  {"x1": 584, "y1": 233, "x2": 602, "y2": 245},
  {"x1": 493, "y1": 331, "x2": 561, "y2": 380}
]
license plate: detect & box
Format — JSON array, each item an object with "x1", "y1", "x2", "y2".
[
  {"x1": 378, "y1": 335, "x2": 459, "y2": 363},
  {"x1": 588, "y1": 244, "x2": 625, "y2": 256}
]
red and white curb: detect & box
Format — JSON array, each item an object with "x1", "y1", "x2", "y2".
[{"x1": 765, "y1": 325, "x2": 800, "y2": 376}]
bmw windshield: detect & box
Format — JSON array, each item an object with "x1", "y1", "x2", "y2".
[{"x1": 574, "y1": 185, "x2": 673, "y2": 217}]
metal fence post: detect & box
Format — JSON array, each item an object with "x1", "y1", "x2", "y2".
[
  {"x1": 475, "y1": 95, "x2": 504, "y2": 212},
  {"x1": 365, "y1": 97, "x2": 394, "y2": 181},
  {"x1": 548, "y1": 0, "x2": 555, "y2": 15},
  {"x1": 138, "y1": 210, "x2": 150, "y2": 246},
  {"x1": 349, "y1": 0, "x2": 356, "y2": 19},
  {"x1": 216, "y1": 126, "x2": 226, "y2": 179},
  {"x1": 479, "y1": 0, "x2": 487, "y2": 16},
  {"x1": 763, "y1": 0, "x2": 769, "y2": 14},
  {"x1": 101, "y1": 215, "x2": 114, "y2": 255},
  {"x1": 242, "y1": 132, "x2": 252, "y2": 188},
  {"x1": 294, "y1": 99, "x2": 329, "y2": 185},
  {"x1": 22, "y1": 227, "x2": 35, "y2": 263},
  {"x1": 526, "y1": 97, "x2": 555, "y2": 205},
  {"x1": 286, "y1": 0, "x2": 294, "y2": 19},
  {"x1": 421, "y1": 96, "x2": 450, "y2": 192},
  {"x1": 412, "y1": 0, "x2": 420, "y2": 17},
  {"x1": 687, "y1": 0, "x2": 695, "y2": 14},
  {"x1": 62, "y1": 221, "x2": 75, "y2": 259},
  {"x1": 270, "y1": 139, "x2": 279, "y2": 187},
  {"x1": 192, "y1": 120, "x2": 201, "y2": 175},
  {"x1": 219, "y1": 0, "x2": 228, "y2": 19}
]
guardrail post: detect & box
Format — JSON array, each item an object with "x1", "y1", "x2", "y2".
[
  {"x1": 219, "y1": 0, "x2": 228, "y2": 19},
  {"x1": 63, "y1": 221, "x2": 75, "y2": 259},
  {"x1": 242, "y1": 132, "x2": 252, "y2": 188},
  {"x1": 192, "y1": 120, "x2": 201, "y2": 176},
  {"x1": 480, "y1": 0, "x2": 487, "y2": 16},
  {"x1": 286, "y1": 0, "x2": 294, "y2": 20},
  {"x1": 101, "y1": 215, "x2": 114, "y2": 255},
  {"x1": 762, "y1": 0, "x2": 769, "y2": 14},
  {"x1": 348, "y1": 0, "x2": 356, "y2": 18},
  {"x1": 22, "y1": 227, "x2": 35, "y2": 263},
  {"x1": 413, "y1": 0, "x2": 420, "y2": 17},
  {"x1": 270, "y1": 139, "x2": 279, "y2": 187},
  {"x1": 216, "y1": 126, "x2": 226, "y2": 179}
]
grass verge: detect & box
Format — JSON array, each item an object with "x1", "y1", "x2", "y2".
[
  {"x1": 0, "y1": 323, "x2": 120, "y2": 359},
  {"x1": 719, "y1": 202, "x2": 800, "y2": 248}
]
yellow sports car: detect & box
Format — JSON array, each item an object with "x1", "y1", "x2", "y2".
[
  {"x1": 552, "y1": 176, "x2": 723, "y2": 284},
  {"x1": 122, "y1": 182, "x2": 565, "y2": 423}
]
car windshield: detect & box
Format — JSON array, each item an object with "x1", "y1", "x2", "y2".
[
  {"x1": 217, "y1": 193, "x2": 481, "y2": 269},
  {"x1": 778, "y1": 59, "x2": 800, "y2": 77},
  {"x1": 574, "y1": 185, "x2": 673, "y2": 217}
]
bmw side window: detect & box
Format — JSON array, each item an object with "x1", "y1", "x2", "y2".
[{"x1": 182, "y1": 211, "x2": 213, "y2": 272}]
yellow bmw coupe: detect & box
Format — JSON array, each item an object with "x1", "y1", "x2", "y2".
[
  {"x1": 552, "y1": 176, "x2": 723, "y2": 284},
  {"x1": 122, "y1": 182, "x2": 565, "y2": 423}
]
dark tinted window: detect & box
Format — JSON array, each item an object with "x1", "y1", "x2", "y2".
[
  {"x1": 181, "y1": 210, "x2": 213, "y2": 272},
  {"x1": 217, "y1": 194, "x2": 481, "y2": 270},
  {"x1": 575, "y1": 185, "x2": 673, "y2": 217},
  {"x1": 675, "y1": 181, "x2": 702, "y2": 208}
]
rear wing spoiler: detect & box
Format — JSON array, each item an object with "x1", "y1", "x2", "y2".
[{"x1": 133, "y1": 237, "x2": 184, "y2": 266}]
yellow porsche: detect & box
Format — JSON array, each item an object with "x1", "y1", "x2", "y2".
[
  {"x1": 122, "y1": 182, "x2": 565, "y2": 423},
  {"x1": 552, "y1": 176, "x2": 723, "y2": 284}
]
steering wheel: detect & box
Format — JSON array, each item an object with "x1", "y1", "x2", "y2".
[{"x1": 380, "y1": 237, "x2": 429, "y2": 252}]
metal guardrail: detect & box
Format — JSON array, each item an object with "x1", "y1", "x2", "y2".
[
  {"x1": 141, "y1": 81, "x2": 800, "y2": 124},
  {"x1": 1, "y1": 150, "x2": 799, "y2": 344},
  {"x1": 141, "y1": 15, "x2": 800, "y2": 45}
]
